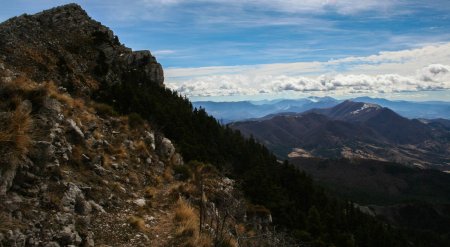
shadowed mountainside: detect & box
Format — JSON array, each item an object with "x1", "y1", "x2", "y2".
[{"x1": 231, "y1": 101, "x2": 450, "y2": 169}]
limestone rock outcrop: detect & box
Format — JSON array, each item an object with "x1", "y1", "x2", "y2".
[{"x1": 0, "y1": 3, "x2": 164, "y2": 96}]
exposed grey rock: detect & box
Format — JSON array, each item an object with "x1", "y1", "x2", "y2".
[
  {"x1": 44, "y1": 242, "x2": 61, "y2": 247},
  {"x1": 31, "y1": 141, "x2": 55, "y2": 165},
  {"x1": 111, "y1": 162, "x2": 119, "y2": 169},
  {"x1": 0, "y1": 164, "x2": 18, "y2": 195},
  {"x1": 67, "y1": 119, "x2": 85, "y2": 139},
  {"x1": 123, "y1": 51, "x2": 164, "y2": 86},
  {"x1": 84, "y1": 231, "x2": 95, "y2": 247},
  {"x1": 61, "y1": 183, "x2": 84, "y2": 212},
  {"x1": 93, "y1": 164, "x2": 108, "y2": 175},
  {"x1": 170, "y1": 152, "x2": 184, "y2": 166},
  {"x1": 159, "y1": 137, "x2": 175, "y2": 160},
  {"x1": 134, "y1": 198, "x2": 146, "y2": 207},
  {"x1": 43, "y1": 98, "x2": 62, "y2": 113},
  {"x1": 58, "y1": 225, "x2": 82, "y2": 246},
  {"x1": 74, "y1": 195, "x2": 92, "y2": 215},
  {"x1": 145, "y1": 131, "x2": 156, "y2": 150},
  {"x1": 55, "y1": 212, "x2": 74, "y2": 225},
  {"x1": 155, "y1": 161, "x2": 166, "y2": 175},
  {"x1": 89, "y1": 200, "x2": 106, "y2": 213}
]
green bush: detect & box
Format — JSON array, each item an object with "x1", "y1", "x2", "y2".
[
  {"x1": 93, "y1": 102, "x2": 117, "y2": 117},
  {"x1": 128, "y1": 112, "x2": 144, "y2": 128}
]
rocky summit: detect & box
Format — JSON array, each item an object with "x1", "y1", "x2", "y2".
[
  {"x1": 0, "y1": 3, "x2": 163, "y2": 96},
  {"x1": 0, "y1": 4, "x2": 278, "y2": 247}
]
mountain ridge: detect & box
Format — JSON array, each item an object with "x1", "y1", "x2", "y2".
[
  {"x1": 193, "y1": 97, "x2": 450, "y2": 122},
  {"x1": 231, "y1": 100, "x2": 450, "y2": 168}
]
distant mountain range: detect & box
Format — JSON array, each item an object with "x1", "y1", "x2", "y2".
[
  {"x1": 193, "y1": 96, "x2": 450, "y2": 123},
  {"x1": 231, "y1": 100, "x2": 450, "y2": 169}
]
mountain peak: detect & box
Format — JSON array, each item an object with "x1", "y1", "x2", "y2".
[
  {"x1": 3, "y1": 3, "x2": 91, "y2": 29},
  {"x1": 349, "y1": 102, "x2": 381, "y2": 115},
  {"x1": 308, "y1": 100, "x2": 384, "y2": 122},
  {"x1": 35, "y1": 3, "x2": 87, "y2": 18},
  {"x1": 0, "y1": 4, "x2": 164, "y2": 95}
]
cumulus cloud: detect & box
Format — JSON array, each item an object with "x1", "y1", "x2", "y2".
[
  {"x1": 419, "y1": 64, "x2": 450, "y2": 82},
  {"x1": 166, "y1": 43, "x2": 450, "y2": 98},
  {"x1": 167, "y1": 66, "x2": 450, "y2": 97}
]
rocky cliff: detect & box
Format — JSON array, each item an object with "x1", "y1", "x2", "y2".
[
  {"x1": 0, "y1": 3, "x2": 164, "y2": 96},
  {"x1": 0, "y1": 4, "x2": 280, "y2": 247}
]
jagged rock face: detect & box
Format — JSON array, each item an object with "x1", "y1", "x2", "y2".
[
  {"x1": 0, "y1": 75, "x2": 179, "y2": 245},
  {"x1": 0, "y1": 3, "x2": 164, "y2": 96}
]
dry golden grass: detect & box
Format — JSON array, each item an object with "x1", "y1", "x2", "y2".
[
  {"x1": 70, "y1": 145, "x2": 84, "y2": 167},
  {"x1": 134, "y1": 140, "x2": 150, "y2": 156},
  {"x1": 163, "y1": 167, "x2": 174, "y2": 182},
  {"x1": 174, "y1": 198, "x2": 198, "y2": 236},
  {"x1": 43, "y1": 81, "x2": 73, "y2": 106},
  {"x1": 102, "y1": 154, "x2": 112, "y2": 167},
  {"x1": 174, "y1": 199, "x2": 215, "y2": 247},
  {"x1": 127, "y1": 171, "x2": 140, "y2": 186},
  {"x1": 235, "y1": 223, "x2": 246, "y2": 235},
  {"x1": 128, "y1": 216, "x2": 146, "y2": 231},
  {"x1": 152, "y1": 174, "x2": 164, "y2": 187},
  {"x1": 112, "y1": 143, "x2": 128, "y2": 160},
  {"x1": 92, "y1": 102, "x2": 117, "y2": 117},
  {"x1": 84, "y1": 77, "x2": 100, "y2": 91},
  {"x1": 0, "y1": 102, "x2": 32, "y2": 157},
  {"x1": 72, "y1": 98, "x2": 85, "y2": 109},
  {"x1": 8, "y1": 75, "x2": 38, "y2": 92},
  {"x1": 173, "y1": 198, "x2": 214, "y2": 247},
  {"x1": 195, "y1": 236, "x2": 214, "y2": 247},
  {"x1": 77, "y1": 111, "x2": 97, "y2": 125},
  {"x1": 92, "y1": 130, "x2": 103, "y2": 140},
  {"x1": 0, "y1": 212, "x2": 26, "y2": 231},
  {"x1": 144, "y1": 186, "x2": 157, "y2": 199},
  {"x1": 169, "y1": 182, "x2": 197, "y2": 202},
  {"x1": 219, "y1": 237, "x2": 238, "y2": 247}
]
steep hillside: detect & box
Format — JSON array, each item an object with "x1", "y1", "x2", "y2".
[
  {"x1": 0, "y1": 5, "x2": 285, "y2": 247},
  {"x1": 1, "y1": 4, "x2": 449, "y2": 247},
  {"x1": 231, "y1": 101, "x2": 450, "y2": 168},
  {"x1": 290, "y1": 157, "x2": 450, "y2": 234}
]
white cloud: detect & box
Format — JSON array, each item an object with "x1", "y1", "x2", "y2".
[
  {"x1": 167, "y1": 69, "x2": 450, "y2": 97},
  {"x1": 419, "y1": 64, "x2": 450, "y2": 82},
  {"x1": 153, "y1": 49, "x2": 177, "y2": 56},
  {"x1": 165, "y1": 43, "x2": 450, "y2": 97},
  {"x1": 138, "y1": 0, "x2": 400, "y2": 15}
]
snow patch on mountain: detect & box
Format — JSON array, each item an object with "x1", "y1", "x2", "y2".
[{"x1": 350, "y1": 103, "x2": 381, "y2": 115}]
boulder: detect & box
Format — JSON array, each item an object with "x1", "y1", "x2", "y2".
[
  {"x1": 58, "y1": 225, "x2": 82, "y2": 246},
  {"x1": 158, "y1": 137, "x2": 175, "y2": 160},
  {"x1": 170, "y1": 153, "x2": 184, "y2": 166},
  {"x1": 61, "y1": 183, "x2": 85, "y2": 213},
  {"x1": 134, "y1": 198, "x2": 146, "y2": 207},
  {"x1": 144, "y1": 131, "x2": 156, "y2": 150}
]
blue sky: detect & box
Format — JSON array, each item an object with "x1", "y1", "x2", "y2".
[{"x1": 1, "y1": 0, "x2": 450, "y2": 101}]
